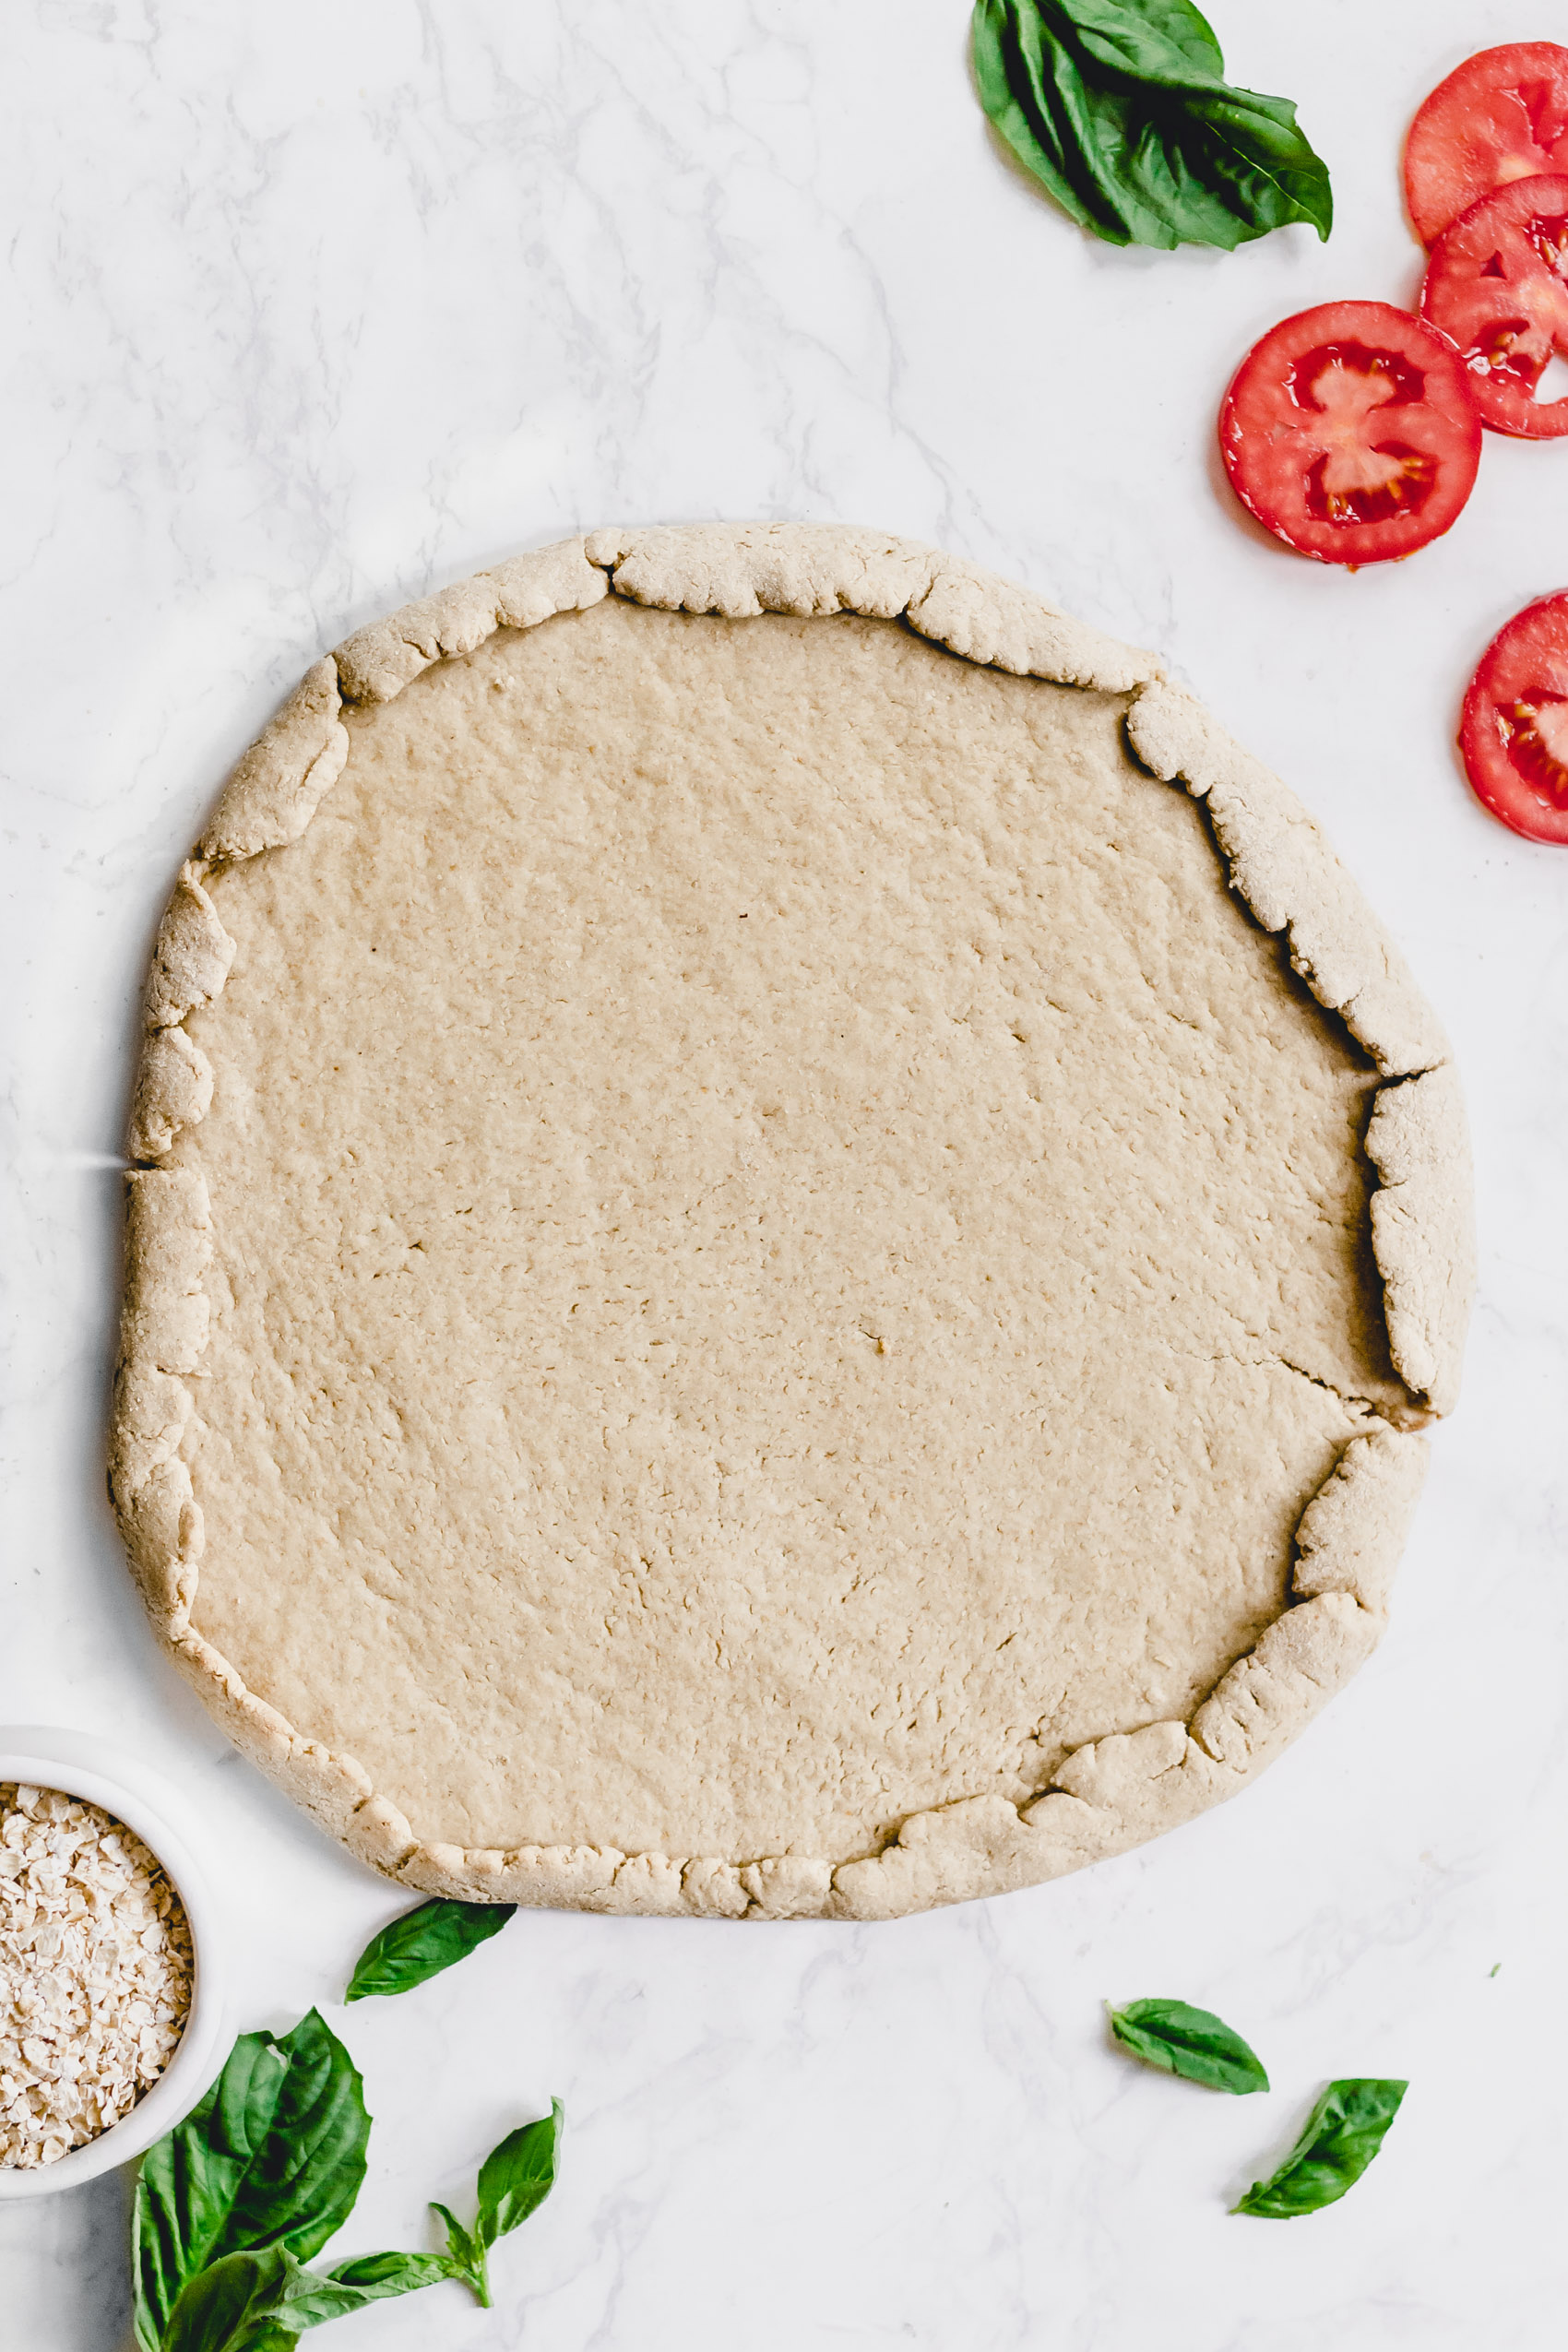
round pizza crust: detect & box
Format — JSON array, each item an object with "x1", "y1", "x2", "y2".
[{"x1": 111, "y1": 525, "x2": 1474, "y2": 1920}]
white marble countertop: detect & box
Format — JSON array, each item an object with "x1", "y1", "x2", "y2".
[{"x1": 3, "y1": 3, "x2": 1565, "y2": 2345}]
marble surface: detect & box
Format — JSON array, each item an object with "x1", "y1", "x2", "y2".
[{"x1": 3, "y1": 2, "x2": 1566, "y2": 2345}]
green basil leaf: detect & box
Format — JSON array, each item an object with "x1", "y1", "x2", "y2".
[
  {"x1": 134, "y1": 2012, "x2": 371, "y2": 2346},
  {"x1": 327, "y1": 2250, "x2": 454, "y2": 2297},
  {"x1": 430, "y1": 2201, "x2": 481, "y2": 2272},
  {"x1": 1107, "y1": 1998, "x2": 1268, "y2": 2094},
  {"x1": 345, "y1": 1899, "x2": 516, "y2": 2002},
  {"x1": 160, "y1": 2251, "x2": 279, "y2": 2352},
  {"x1": 135, "y1": 2033, "x2": 292, "y2": 2347},
  {"x1": 164, "y1": 2241, "x2": 449, "y2": 2352},
  {"x1": 972, "y1": 0, "x2": 1332, "y2": 251},
  {"x1": 476, "y1": 2099, "x2": 564, "y2": 2244},
  {"x1": 1233, "y1": 2078, "x2": 1408, "y2": 2217},
  {"x1": 217, "y1": 2011, "x2": 371, "y2": 2264}
]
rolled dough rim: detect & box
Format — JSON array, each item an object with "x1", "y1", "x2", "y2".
[{"x1": 111, "y1": 523, "x2": 1474, "y2": 1918}]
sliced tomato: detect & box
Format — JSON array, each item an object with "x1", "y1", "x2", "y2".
[
  {"x1": 1218, "y1": 302, "x2": 1481, "y2": 565},
  {"x1": 1460, "y1": 592, "x2": 1568, "y2": 844},
  {"x1": 1420, "y1": 173, "x2": 1568, "y2": 437},
  {"x1": 1405, "y1": 42, "x2": 1568, "y2": 244}
]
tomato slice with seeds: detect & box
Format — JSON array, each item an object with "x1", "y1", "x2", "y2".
[
  {"x1": 1218, "y1": 302, "x2": 1481, "y2": 565},
  {"x1": 1405, "y1": 42, "x2": 1568, "y2": 245},
  {"x1": 1420, "y1": 173, "x2": 1568, "y2": 438},
  {"x1": 1460, "y1": 592, "x2": 1568, "y2": 845}
]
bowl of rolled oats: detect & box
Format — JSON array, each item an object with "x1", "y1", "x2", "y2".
[{"x1": 0, "y1": 1732, "x2": 225, "y2": 2195}]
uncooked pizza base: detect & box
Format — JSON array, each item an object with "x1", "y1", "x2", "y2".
[{"x1": 111, "y1": 525, "x2": 1473, "y2": 1920}]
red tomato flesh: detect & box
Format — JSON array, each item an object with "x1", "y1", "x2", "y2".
[
  {"x1": 1405, "y1": 42, "x2": 1568, "y2": 244},
  {"x1": 1219, "y1": 302, "x2": 1481, "y2": 565},
  {"x1": 1420, "y1": 173, "x2": 1568, "y2": 437},
  {"x1": 1460, "y1": 592, "x2": 1568, "y2": 845}
]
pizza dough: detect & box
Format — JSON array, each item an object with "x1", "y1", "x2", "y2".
[{"x1": 111, "y1": 526, "x2": 1473, "y2": 1919}]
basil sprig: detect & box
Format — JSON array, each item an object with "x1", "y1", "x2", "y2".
[
  {"x1": 1108, "y1": 1998, "x2": 1268, "y2": 2093},
  {"x1": 433, "y1": 2101, "x2": 564, "y2": 2308},
  {"x1": 135, "y1": 2012, "x2": 564, "y2": 2350},
  {"x1": 346, "y1": 1897, "x2": 516, "y2": 2002},
  {"x1": 972, "y1": 0, "x2": 1332, "y2": 251},
  {"x1": 1233, "y1": 2078, "x2": 1408, "y2": 2218}
]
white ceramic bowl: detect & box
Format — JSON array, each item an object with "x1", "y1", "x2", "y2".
[{"x1": 0, "y1": 1728, "x2": 228, "y2": 2198}]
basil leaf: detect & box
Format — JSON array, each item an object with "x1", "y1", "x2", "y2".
[
  {"x1": 133, "y1": 2012, "x2": 371, "y2": 2346},
  {"x1": 160, "y1": 2251, "x2": 274, "y2": 2352},
  {"x1": 431, "y1": 2213, "x2": 493, "y2": 2307},
  {"x1": 327, "y1": 2250, "x2": 454, "y2": 2297},
  {"x1": 971, "y1": 0, "x2": 1332, "y2": 251},
  {"x1": 477, "y1": 2099, "x2": 564, "y2": 2242},
  {"x1": 1233, "y1": 2078, "x2": 1408, "y2": 2217},
  {"x1": 135, "y1": 2033, "x2": 292, "y2": 2348},
  {"x1": 430, "y1": 2202, "x2": 481, "y2": 2273},
  {"x1": 434, "y1": 2099, "x2": 564, "y2": 2309},
  {"x1": 345, "y1": 1898, "x2": 516, "y2": 2002},
  {"x1": 163, "y1": 2243, "x2": 443, "y2": 2352},
  {"x1": 218, "y1": 2011, "x2": 370, "y2": 2263},
  {"x1": 1107, "y1": 1999, "x2": 1268, "y2": 2094}
]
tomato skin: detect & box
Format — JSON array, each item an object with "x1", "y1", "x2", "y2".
[
  {"x1": 1218, "y1": 302, "x2": 1482, "y2": 566},
  {"x1": 1405, "y1": 42, "x2": 1568, "y2": 245},
  {"x1": 1460, "y1": 593, "x2": 1568, "y2": 845},
  {"x1": 1420, "y1": 173, "x2": 1568, "y2": 439}
]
